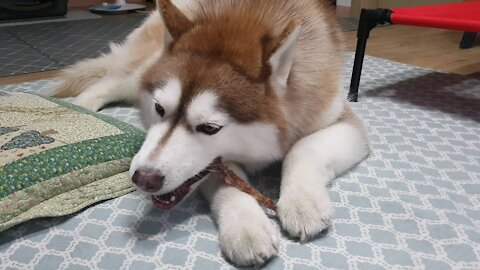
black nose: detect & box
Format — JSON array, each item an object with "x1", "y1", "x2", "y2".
[{"x1": 132, "y1": 169, "x2": 165, "y2": 193}]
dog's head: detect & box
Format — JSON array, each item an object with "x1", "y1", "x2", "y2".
[{"x1": 130, "y1": 0, "x2": 301, "y2": 209}]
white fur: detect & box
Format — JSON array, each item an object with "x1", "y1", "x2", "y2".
[
  {"x1": 268, "y1": 26, "x2": 301, "y2": 95},
  {"x1": 131, "y1": 91, "x2": 284, "y2": 196},
  {"x1": 129, "y1": 122, "x2": 170, "y2": 177},
  {"x1": 153, "y1": 78, "x2": 182, "y2": 118},
  {"x1": 186, "y1": 92, "x2": 231, "y2": 127},
  {"x1": 55, "y1": 10, "x2": 164, "y2": 111},
  {"x1": 318, "y1": 91, "x2": 345, "y2": 128},
  {"x1": 277, "y1": 115, "x2": 370, "y2": 241},
  {"x1": 72, "y1": 72, "x2": 140, "y2": 111},
  {"x1": 200, "y1": 162, "x2": 280, "y2": 266},
  {"x1": 220, "y1": 122, "x2": 283, "y2": 170},
  {"x1": 55, "y1": 0, "x2": 198, "y2": 108},
  {"x1": 138, "y1": 91, "x2": 157, "y2": 129}
]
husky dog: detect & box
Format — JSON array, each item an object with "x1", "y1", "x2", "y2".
[{"x1": 54, "y1": 0, "x2": 370, "y2": 266}]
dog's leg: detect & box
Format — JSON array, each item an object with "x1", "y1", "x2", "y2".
[
  {"x1": 200, "y1": 162, "x2": 280, "y2": 266},
  {"x1": 277, "y1": 109, "x2": 370, "y2": 241},
  {"x1": 72, "y1": 74, "x2": 139, "y2": 111}
]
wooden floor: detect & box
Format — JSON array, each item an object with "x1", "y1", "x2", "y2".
[
  {"x1": 1, "y1": 14, "x2": 479, "y2": 85},
  {"x1": 344, "y1": 25, "x2": 480, "y2": 76}
]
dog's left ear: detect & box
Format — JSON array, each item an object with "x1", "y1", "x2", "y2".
[
  {"x1": 156, "y1": 0, "x2": 194, "y2": 42},
  {"x1": 264, "y1": 22, "x2": 301, "y2": 93}
]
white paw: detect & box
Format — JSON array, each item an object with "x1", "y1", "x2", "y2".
[
  {"x1": 219, "y1": 209, "x2": 280, "y2": 266},
  {"x1": 277, "y1": 188, "x2": 332, "y2": 242},
  {"x1": 72, "y1": 96, "x2": 104, "y2": 111}
]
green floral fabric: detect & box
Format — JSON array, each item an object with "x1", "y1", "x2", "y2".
[{"x1": 0, "y1": 92, "x2": 145, "y2": 232}]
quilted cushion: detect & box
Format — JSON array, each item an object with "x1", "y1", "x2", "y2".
[{"x1": 0, "y1": 91, "x2": 144, "y2": 232}]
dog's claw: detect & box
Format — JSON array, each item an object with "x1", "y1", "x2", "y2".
[
  {"x1": 277, "y1": 189, "x2": 333, "y2": 241},
  {"x1": 219, "y1": 217, "x2": 280, "y2": 266}
]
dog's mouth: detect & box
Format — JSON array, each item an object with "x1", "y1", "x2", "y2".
[{"x1": 151, "y1": 160, "x2": 219, "y2": 209}]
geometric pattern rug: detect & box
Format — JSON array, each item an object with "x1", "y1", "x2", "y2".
[{"x1": 0, "y1": 54, "x2": 479, "y2": 269}]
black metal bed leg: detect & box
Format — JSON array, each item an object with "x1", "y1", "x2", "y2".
[
  {"x1": 348, "y1": 9, "x2": 392, "y2": 102},
  {"x1": 459, "y1": 32, "x2": 477, "y2": 49},
  {"x1": 348, "y1": 15, "x2": 370, "y2": 102}
]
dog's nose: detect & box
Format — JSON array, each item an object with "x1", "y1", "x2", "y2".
[{"x1": 132, "y1": 170, "x2": 165, "y2": 193}]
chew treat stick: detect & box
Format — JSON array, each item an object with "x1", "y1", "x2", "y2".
[{"x1": 210, "y1": 160, "x2": 277, "y2": 211}]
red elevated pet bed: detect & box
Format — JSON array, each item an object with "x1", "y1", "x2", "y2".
[{"x1": 348, "y1": 1, "x2": 480, "y2": 102}]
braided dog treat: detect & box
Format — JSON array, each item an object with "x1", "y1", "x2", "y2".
[{"x1": 211, "y1": 160, "x2": 277, "y2": 211}]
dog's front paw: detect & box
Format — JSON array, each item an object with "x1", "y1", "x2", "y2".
[
  {"x1": 219, "y1": 210, "x2": 280, "y2": 266},
  {"x1": 277, "y1": 188, "x2": 332, "y2": 242}
]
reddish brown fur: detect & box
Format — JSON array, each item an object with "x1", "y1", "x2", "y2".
[
  {"x1": 143, "y1": 54, "x2": 284, "y2": 123},
  {"x1": 144, "y1": 0, "x2": 345, "y2": 152},
  {"x1": 157, "y1": 0, "x2": 193, "y2": 40}
]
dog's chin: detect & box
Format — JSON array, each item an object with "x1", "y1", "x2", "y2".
[{"x1": 151, "y1": 167, "x2": 211, "y2": 210}]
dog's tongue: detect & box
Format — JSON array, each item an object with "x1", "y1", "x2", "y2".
[
  {"x1": 152, "y1": 193, "x2": 178, "y2": 209},
  {"x1": 150, "y1": 159, "x2": 217, "y2": 210},
  {"x1": 152, "y1": 183, "x2": 190, "y2": 209}
]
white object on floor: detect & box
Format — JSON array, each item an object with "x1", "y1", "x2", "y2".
[{"x1": 90, "y1": 0, "x2": 146, "y2": 15}]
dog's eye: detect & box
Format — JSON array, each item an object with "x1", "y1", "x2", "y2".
[
  {"x1": 154, "y1": 103, "x2": 165, "y2": 117},
  {"x1": 196, "y1": 123, "x2": 222, "y2": 135}
]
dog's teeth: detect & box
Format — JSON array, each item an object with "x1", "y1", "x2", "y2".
[{"x1": 170, "y1": 196, "x2": 176, "y2": 202}]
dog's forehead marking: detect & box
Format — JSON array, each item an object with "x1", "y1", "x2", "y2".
[
  {"x1": 186, "y1": 91, "x2": 230, "y2": 126},
  {"x1": 153, "y1": 77, "x2": 182, "y2": 117}
]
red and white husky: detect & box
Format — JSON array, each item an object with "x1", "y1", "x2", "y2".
[{"x1": 55, "y1": 0, "x2": 370, "y2": 266}]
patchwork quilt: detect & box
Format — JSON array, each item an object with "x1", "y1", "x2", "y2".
[{"x1": 0, "y1": 92, "x2": 144, "y2": 232}]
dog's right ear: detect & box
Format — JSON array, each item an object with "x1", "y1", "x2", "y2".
[
  {"x1": 156, "y1": 0, "x2": 194, "y2": 43},
  {"x1": 263, "y1": 21, "x2": 301, "y2": 95}
]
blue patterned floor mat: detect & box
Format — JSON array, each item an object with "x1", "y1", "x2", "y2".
[{"x1": 0, "y1": 54, "x2": 479, "y2": 269}]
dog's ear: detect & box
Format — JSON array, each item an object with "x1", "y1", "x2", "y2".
[
  {"x1": 264, "y1": 21, "x2": 301, "y2": 93},
  {"x1": 156, "y1": 0, "x2": 193, "y2": 42}
]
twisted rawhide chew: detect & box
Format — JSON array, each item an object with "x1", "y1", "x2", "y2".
[{"x1": 210, "y1": 160, "x2": 277, "y2": 211}]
